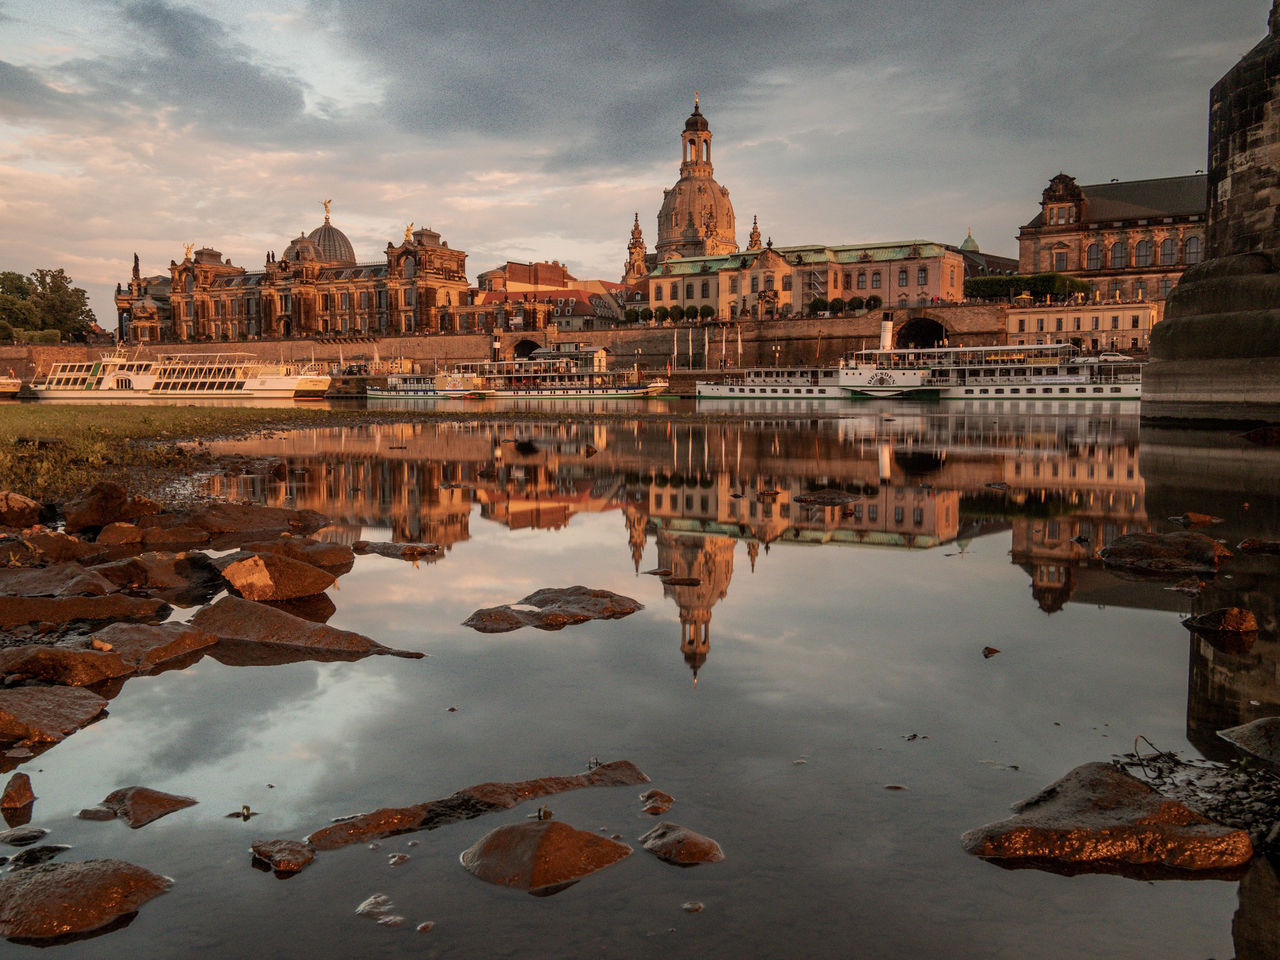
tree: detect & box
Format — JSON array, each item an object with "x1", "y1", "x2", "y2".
[
  {"x1": 866, "y1": 295, "x2": 883, "y2": 310},
  {"x1": 846, "y1": 296, "x2": 865, "y2": 312},
  {"x1": 0, "y1": 268, "x2": 96, "y2": 337},
  {"x1": 808, "y1": 297, "x2": 829, "y2": 315},
  {"x1": 669, "y1": 305, "x2": 685, "y2": 322},
  {"x1": 964, "y1": 273, "x2": 1091, "y2": 301},
  {"x1": 699, "y1": 304, "x2": 715, "y2": 320},
  {"x1": 624, "y1": 308, "x2": 640, "y2": 324},
  {"x1": 640, "y1": 307, "x2": 654, "y2": 322},
  {"x1": 829, "y1": 297, "x2": 846, "y2": 314},
  {"x1": 655, "y1": 306, "x2": 670, "y2": 322}
]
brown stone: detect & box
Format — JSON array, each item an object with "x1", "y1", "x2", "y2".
[
  {"x1": 0, "y1": 859, "x2": 172, "y2": 941},
  {"x1": 95, "y1": 522, "x2": 143, "y2": 546},
  {"x1": 0, "y1": 562, "x2": 118, "y2": 598},
  {"x1": 98, "y1": 786, "x2": 196, "y2": 828},
  {"x1": 640, "y1": 788, "x2": 674, "y2": 815},
  {"x1": 1099, "y1": 532, "x2": 1232, "y2": 576},
  {"x1": 63, "y1": 483, "x2": 160, "y2": 533},
  {"x1": 0, "y1": 493, "x2": 40, "y2": 529},
  {"x1": 353, "y1": 540, "x2": 440, "y2": 561},
  {"x1": 1184, "y1": 607, "x2": 1260, "y2": 634},
  {"x1": 1238, "y1": 538, "x2": 1280, "y2": 555},
  {"x1": 250, "y1": 839, "x2": 316, "y2": 875},
  {"x1": 217, "y1": 551, "x2": 336, "y2": 602},
  {"x1": 0, "y1": 532, "x2": 105, "y2": 568},
  {"x1": 0, "y1": 594, "x2": 167, "y2": 630},
  {"x1": 0, "y1": 773, "x2": 35, "y2": 810},
  {"x1": 960, "y1": 762, "x2": 1254, "y2": 875},
  {"x1": 1169, "y1": 512, "x2": 1224, "y2": 527},
  {"x1": 137, "y1": 501, "x2": 328, "y2": 545},
  {"x1": 240, "y1": 535, "x2": 355, "y2": 573},
  {"x1": 463, "y1": 586, "x2": 643, "y2": 633},
  {"x1": 88, "y1": 622, "x2": 218, "y2": 673},
  {"x1": 91, "y1": 552, "x2": 223, "y2": 607},
  {"x1": 190, "y1": 594, "x2": 421, "y2": 660},
  {"x1": 0, "y1": 687, "x2": 107, "y2": 744},
  {"x1": 1219, "y1": 717, "x2": 1280, "y2": 773},
  {"x1": 639, "y1": 821, "x2": 725, "y2": 865},
  {"x1": 138, "y1": 524, "x2": 212, "y2": 548},
  {"x1": 0, "y1": 645, "x2": 133, "y2": 687},
  {"x1": 460, "y1": 820, "x2": 632, "y2": 895}
]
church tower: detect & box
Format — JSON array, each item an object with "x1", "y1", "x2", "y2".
[
  {"x1": 655, "y1": 97, "x2": 739, "y2": 262},
  {"x1": 623, "y1": 213, "x2": 650, "y2": 285}
]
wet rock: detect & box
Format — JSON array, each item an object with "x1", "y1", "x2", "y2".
[
  {"x1": 1219, "y1": 718, "x2": 1280, "y2": 773},
  {"x1": 1, "y1": 774, "x2": 35, "y2": 810},
  {"x1": 463, "y1": 586, "x2": 643, "y2": 633},
  {"x1": 238, "y1": 535, "x2": 355, "y2": 574},
  {"x1": 1184, "y1": 607, "x2": 1260, "y2": 634},
  {"x1": 85, "y1": 621, "x2": 218, "y2": 674},
  {"x1": 416, "y1": 921, "x2": 435, "y2": 933},
  {"x1": 355, "y1": 892, "x2": 397, "y2": 920},
  {"x1": 960, "y1": 762, "x2": 1254, "y2": 875},
  {"x1": 62, "y1": 482, "x2": 160, "y2": 534},
  {"x1": 0, "y1": 594, "x2": 168, "y2": 631},
  {"x1": 982, "y1": 646, "x2": 1001, "y2": 659},
  {"x1": 1238, "y1": 538, "x2": 1280, "y2": 556},
  {"x1": 1169, "y1": 512, "x2": 1224, "y2": 528},
  {"x1": 191, "y1": 595, "x2": 422, "y2": 661},
  {"x1": 0, "y1": 531, "x2": 105, "y2": 568},
  {"x1": 0, "y1": 859, "x2": 171, "y2": 941},
  {"x1": 639, "y1": 822, "x2": 725, "y2": 865},
  {"x1": 95, "y1": 523, "x2": 143, "y2": 546},
  {"x1": 460, "y1": 820, "x2": 632, "y2": 896},
  {"x1": 661, "y1": 577, "x2": 702, "y2": 587},
  {"x1": 682, "y1": 901, "x2": 705, "y2": 913},
  {"x1": 138, "y1": 524, "x2": 212, "y2": 549},
  {"x1": 1099, "y1": 532, "x2": 1232, "y2": 576},
  {"x1": 303, "y1": 760, "x2": 650, "y2": 853},
  {"x1": 0, "y1": 827, "x2": 46, "y2": 847},
  {"x1": 640, "y1": 789, "x2": 674, "y2": 815},
  {"x1": 91, "y1": 552, "x2": 223, "y2": 607},
  {"x1": 0, "y1": 687, "x2": 108, "y2": 744},
  {"x1": 134, "y1": 502, "x2": 328, "y2": 550},
  {"x1": 250, "y1": 839, "x2": 315, "y2": 875},
  {"x1": 97, "y1": 786, "x2": 196, "y2": 828},
  {"x1": 9, "y1": 845, "x2": 70, "y2": 869},
  {"x1": 216, "y1": 551, "x2": 335, "y2": 603},
  {"x1": 0, "y1": 494, "x2": 40, "y2": 529},
  {"x1": 353, "y1": 540, "x2": 440, "y2": 561},
  {"x1": 0, "y1": 562, "x2": 118, "y2": 599},
  {"x1": 77, "y1": 806, "x2": 115, "y2": 822},
  {"x1": 0, "y1": 644, "x2": 134, "y2": 687}
]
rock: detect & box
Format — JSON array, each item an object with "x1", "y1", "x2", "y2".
[
  {"x1": 144, "y1": 501, "x2": 328, "y2": 543},
  {"x1": 95, "y1": 523, "x2": 143, "y2": 546},
  {"x1": 460, "y1": 820, "x2": 633, "y2": 896},
  {"x1": 261, "y1": 593, "x2": 338, "y2": 625},
  {"x1": 1, "y1": 773, "x2": 35, "y2": 810},
  {"x1": 85, "y1": 622, "x2": 218, "y2": 674},
  {"x1": 682, "y1": 901, "x2": 705, "y2": 913},
  {"x1": 640, "y1": 789, "x2": 674, "y2": 815},
  {"x1": 216, "y1": 551, "x2": 336, "y2": 602},
  {"x1": 353, "y1": 540, "x2": 440, "y2": 561},
  {"x1": 1099, "y1": 532, "x2": 1232, "y2": 576},
  {"x1": 0, "y1": 644, "x2": 133, "y2": 687},
  {"x1": 1238, "y1": 538, "x2": 1280, "y2": 555},
  {"x1": 0, "y1": 562, "x2": 119, "y2": 598},
  {"x1": 62, "y1": 483, "x2": 160, "y2": 534},
  {"x1": 91, "y1": 552, "x2": 223, "y2": 607},
  {"x1": 191, "y1": 595, "x2": 421, "y2": 661},
  {"x1": 303, "y1": 760, "x2": 650, "y2": 853},
  {"x1": 355, "y1": 893, "x2": 398, "y2": 922},
  {"x1": 982, "y1": 646, "x2": 1001, "y2": 659},
  {"x1": 463, "y1": 586, "x2": 643, "y2": 633},
  {"x1": 661, "y1": 577, "x2": 702, "y2": 587},
  {"x1": 0, "y1": 827, "x2": 47, "y2": 847},
  {"x1": 239, "y1": 535, "x2": 355, "y2": 573},
  {"x1": 138, "y1": 524, "x2": 212, "y2": 548},
  {"x1": 9, "y1": 845, "x2": 70, "y2": 869},
  {"x1": 960, "y1": 762, "x2": 1254, "y2": 875},
  {"x1": 0, "y1": 594, "x2": 168, "y2": 631},
  {"x1": 0, "y1": 531, "x2": 105, "y2": 568},
  {"x1": 250, "y1": 839, "x2": 315, "y2": 875},
  {"x1": 1169, "y1": 512, "x2": 1224, "y2": 527},
  {"x1": 97, "y1": 786, "x2": 196, "y2": 828},
  {"x1": 0, "y1": 687, "x2": 108, "y2": 743},
  {"x1": 77, "y1": 806, "x2": 116, "y2": 822},
  {"x1": 0, "y1": 859, "x2": 171, "y2": 941},
  {"x1": 0, "y1": 493, "x2": 40, "y2": 529},
  {"x1": 1219, "y1": 718, "x2": 1280, "y2": 773},
  {"x1": 639, "y1": 822, "x2": 725, "y2": 865},
  {"x1": 1184, "y1": 607, "x2": 1260, "y2": 634}
]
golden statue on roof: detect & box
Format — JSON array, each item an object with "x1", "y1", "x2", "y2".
[
  {"x1": 404, "y1": 222, "x2": 414, "y2": 243},
  {"x1": 183, "y1": 242, "x2": 194, "y2": 260},
  {"x1": 322, "y1": 198, "x2": 332, "y2": 221}
]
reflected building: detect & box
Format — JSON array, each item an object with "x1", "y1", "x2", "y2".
[{"x1": 654, "y1": 532, "x2": 736, "y2": 683}]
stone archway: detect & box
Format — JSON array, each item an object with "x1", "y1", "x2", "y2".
[
  {"x1": 895, "y1": 316, "x2": 947, "y2": 349},
  {"x1": 512, "y1": 338, "x2": 541, "y2": 358}
]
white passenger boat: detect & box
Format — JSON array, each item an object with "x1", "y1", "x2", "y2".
[
  {"x1": 367, "y1": 342, "x2": 667, "y2": 400},
  {"x1": 695, "y1": 365, "x2": 857, "y2": 400},
  {"x1": 31, "y1": 348, "x2": 331, "y2": 399},
  {"x1": 843, "y1": 343, "x2": 1142, "y2": 400}
]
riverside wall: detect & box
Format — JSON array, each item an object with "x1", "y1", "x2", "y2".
[{"x1": 1, "y1": 306, "x2": 1009, "y2": 381}]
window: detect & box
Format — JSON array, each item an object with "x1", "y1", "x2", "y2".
[
  {"x1": 340, "y1": 292, "x2": 350, "y2": 310},
  {"x1": 1086, "y1": 244, "x2": 1102, "y2": 270},
  {"x1": 701, "y1": 280, "x2": 709, "y2": 298},
  {"x1": 1185, "y1": 236, "x2": 1203, "y2": 265},
  {"x1": 1110, "y1": 242, "x2": 1127, "y2": 269},
  {"x1": 1109, "y1": 281, "x2": 1123, "y2": 299},
  {"x1": 871, "y1": 272, "x2": 881, "y2": 289},
  {"x1": 321, "y1": 294, "x2": 331, "y2": 311},
  {"x1": 1017, "y1": 318, "x2": 1025, "y2": 332},
  {"x1": 893, "y1": 506, "x2": 904, "y2": 524},
  {"x1": 654, "y1": 287, "x2": 663, "y2": 301},
  {"x1": 782, "y1": 275, "x2": 792, "y2": 291},
  {"x1": 1131, "y1": 315, "x2": 1140, "y2": 328},
  {"x1": 1055, "y1": 317, "x2": 1063, "y2": 331},
  {"x1": 1092, "y1": 315, "x2": 1099, "y2": 329},
  {"x1": 764, "y1": 274, "x2": 774, "y2": 291},
  {"x1": 917, "y1": 267, "x2": 928, "y2": 285},
  {"x1": 1053, "y1": 251, "x2": 1067, "y2": 272},
  {"x1": 1135, "y1": 279, "x2": 1146, "y2": 299},
  {"x1": 1037, "y1": 317, "x2": 1044, "y2": 332},
  {"x1": 403, "y1": 288, "x2": 414, "y2": 306},
  {"x1": 1160, "y1": 238, "x2": 1177, "y2": 266},
  {"x1": 1074, "y1": 316, "x2": 1081, "y2": 331},
  {"x1": 842, "y1": 272, "x2": 851, "y2": 290},
  {"x1": 729, "y1": 276, "x2": 738, "y2": 294},
  {"x1": 857, "y1": 272, "x2": 867, "y2": 290},
  {"x1": 685, "y1": 283, "x2": 694, "y2": 299},
  {"x1": 1134, "y1": 240, "x2": 1153, "y2": 267},
  {"x1": 751, "y1": 276, "x2": 759, "y2": 293},
  {"x1": 897, "y1": 269, "x2": 908, "y2": 287},
  {"x1": 670, "y1": 283, "x2": 678, "y2": 299},
  {"x1": 1111, "y1": 315, "x2": 1120, "y2": 329},
  {"x1": 1158, "y1": 277, "x2": 1173, "y2": 297}
]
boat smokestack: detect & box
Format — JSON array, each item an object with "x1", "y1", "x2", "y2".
[{"x1": 879, "y1": 314, "x2": 893, "y2": 352}]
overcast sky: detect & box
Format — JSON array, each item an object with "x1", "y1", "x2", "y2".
[{"x1": 0, "y1": 0, "x2": 1271, "y2": 325}]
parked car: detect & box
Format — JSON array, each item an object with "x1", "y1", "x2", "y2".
[{"x1": 1097, "y1": 352, "x2": 1133, "y2": 362}]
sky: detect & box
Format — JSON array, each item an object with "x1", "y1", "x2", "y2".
[{"x1": 0, "y1": 0, "x2": 1271, "y2": 326}]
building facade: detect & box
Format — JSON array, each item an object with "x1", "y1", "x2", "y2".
[
  {"x1": 1005, "y1": 300, "x2": 1162, "y2": 353},
  {"x1": 1018, "y1": 173, "x2": 1207, "y2": 301}
]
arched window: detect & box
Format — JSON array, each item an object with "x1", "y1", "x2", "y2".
[
  {"x1": 1134, "y1": 240, "x2": 1153, "y2": 268},
  {"x1": 1109, "y1": 241, "x2": 1127, "y2": 269},
  {"x1": 1184, "y1": 236, "x2": 1203, "y2": 265},
  {"x1": 917, "y1": 267, "x2": 928, "y2": 285},
  {"x1": 857, "y1": 272, "x2": 867, "y2": 290},
  {"x1": 685, "y1": 283, "x2": 694, "y2": 299},
  {"x1": 871, "y1": 272, "x2": 882, "y2": 289},
  {"x1": 700, "y1": 280, "x2": 709, "y2": 298},
  {"x1": 897, "y1": 269, "x2": 908, "y2": 287},
  {"x1": 1159, "y1": 238, "x2": 1177, "y2": 266},
  {"x1": 403, "y1": 258, "x2": 416, "y2": 279},
  {"x1": 764, "y1": 274, "x2": 774, "y2": 291},
  {"x1": 1086, "y1": 244, "x2": 1101, "y2": 270},
  {"x1": 654, "y1": 286, "x2": 662, "y2": 302},
  {"x1": 670, "y1": 283, "x2": 678, "y2": 299}
]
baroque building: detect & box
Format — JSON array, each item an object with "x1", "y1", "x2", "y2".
[
  {"x1": 116, "y1": 205, "x2": 470, "y2": 342},
  {"x1": 1018, "y1": 173, "x2": 1207, "y2": 301},
  {"x1": 654, "y1": 97, "x2": 739, "y2": 263}
]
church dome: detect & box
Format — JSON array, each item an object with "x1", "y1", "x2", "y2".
[
  {"x1": 282, "y1": 233, "x2": 320, "y2": 262},
  {"x1": 960, "y1": 230, "x2": 980, "y2": 253},
  {"x1": 684, "y1": 102, "x2": 709, "y2": 132},
  {"x1": 656, "y1": 100, "x2": 738, "y2": 261},
  {"x1": 307, "y1": 219, "x2": 356, "y2": 264}
]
